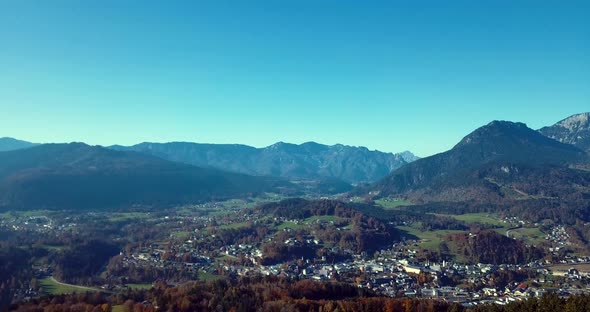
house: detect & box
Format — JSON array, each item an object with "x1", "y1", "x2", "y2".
[
  {"x1": 403, "y1": 265, "x2": 422, "y2": 274},
  {"x1": 482, "y1": 288, "x2": 499, "y2": 297}
]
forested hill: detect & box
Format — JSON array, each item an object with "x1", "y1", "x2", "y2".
[
  {"x1": 0, "y1": 137, "x2": 37, "y2": 152},
  {"x1": 371, "y1": 121, "x2": 589, "y2": 203},
  {"x1": 0, "y1": 143, "x2": 292, "y2": 211}
]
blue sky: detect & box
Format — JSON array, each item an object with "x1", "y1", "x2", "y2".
[{"x1": 0, "y1": 1, "x2": 588, "y2": 156}]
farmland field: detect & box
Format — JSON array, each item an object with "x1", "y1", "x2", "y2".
[
  {"x1": 40, "y1": 277, "x2": 102, "y2": 295},
  {"x1": 375, "y1": 198, "x2": 414, "y2": 209}
]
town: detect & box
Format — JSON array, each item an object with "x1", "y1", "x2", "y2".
[{"x1": 3, "y1": 197, "x2": 590, "y2": 309}]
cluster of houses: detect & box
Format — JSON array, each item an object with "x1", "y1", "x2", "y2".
[{"x1": 546, "y1": 226, "x2": 572, "y2": 247}]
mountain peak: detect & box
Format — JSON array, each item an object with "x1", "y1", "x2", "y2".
[
  {"x1": 373, "y1": 119, "x2": 588, "y2": 199},
  {"x1": 397, "y1": 151, "x2": 420, "y2": 163},
  {"x1": 539, "y1": 112, "x2": 590, "y2": 152},
  {"x1": 0, "y1": 137, "x2": 38, "y2": 152},
  {"x1": 555, "y1": 112, "x2": 590, "y2": 131},
  {"x1": 455, "y1": 120, "x2": 531, "y2": 148}
]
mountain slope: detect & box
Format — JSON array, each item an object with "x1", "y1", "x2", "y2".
[
  {"x1": 111, "y1": 141, "x2": 417, "y2": 183},
  {"x1": 539, "y1": 112, "x2": 590, "y2": 153},
  {"x1": 372, "y1": 121, "x2": 589, "y2": 203},
  {"x1": 0, "y1": 143, "x2": 291, "y2": 210},
  {"x1": 0, "y1": 137, "x2": 37, "y2": 152}
]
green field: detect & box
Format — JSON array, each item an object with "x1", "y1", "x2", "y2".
[
  {"x1": 108, "y1": 212, "x2": 151, "y2": 222},
  {"x1": 112, "y1": 305, "x2": 126, "y2": 312},
  {"x1": 508, "y1": 227, "x2": 545, "y2": 245},
  {"x1": 126, "y1": 283, "x2": 152, "y2": 290},
  {"x1": 549, "y1": 263, "x2": 590, "y2": 272},
  {"x1": 397, "y1": 224, "x2": 465, "y2": 249},
  {"x1": 276, "y1": 221, "x2": 305, "y2": 231},
  {"x1": 375, "y1": 198, "x2": 414, "y2": 209},
  {"x1": 433, "y1": 213, "x2": 544, "y2": 245},
  {"x1": 219, "y1": 221, "x2": 252, "y2": 230},
  {"x1": 40, "y1": 277, "x2": 101, "y2": 295},
  {"x1": 198, "y1": 271, "x2": 222, "y2": 281},
  {"x1": 171, "y1": 231, "x2": 192, "y2": 239},
  {"x1": 305, "y1": 215, "x2": 339, "y2": 223},
  {"x1": 442, "y1": 213, "x2": 507, "y2": 227}
]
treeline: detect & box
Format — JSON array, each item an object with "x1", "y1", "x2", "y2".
[
  {"x1": 0, "y1": 242, "x2": 34, "y2": 308},
  {"x1": 10, "y1": 273, "x2": 590, "y2": 312},
  {"x1": 9, "y1": 276, "x2": 462, "y2": 312},
  {"x1": 446, "y1": 231, "x2": 543, "y2": 265},
  {"x1": 52, "y1": 240, "x2": 120, "y2": 285},
  {"x1": 106, "y1": 255, "x2": 197, "y2": 284},
  {"x1": 260, "y1": 198, "x2": 478, "y2": 234},
  {"x1": 257, "y1": 198, "x2": 359, "y2": 219},
  {"x1": 470, "y1": 293, "x2": 590, "y2": 312},
  {"x1": 400, "y1": 196, "x2": 590, "y2": 228}
]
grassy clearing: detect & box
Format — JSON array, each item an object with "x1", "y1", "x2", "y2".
[
  {"x1": 444, "y1": 213, "x2": 506, "y2": 226},
  {"x1": 375, "y1": 198, "x2": 414, "y2": 210},
  {"x1": 108, "y1": 212, "x2": 150, "y2": 222},
  {"x1": 305, "y1": 215, "x2": 339, "y2": 223},
  {"x1": 397, "y1": 225, "x2": 465, "y2": 249},
  {"x1": 126, "y1": 283, "x2": 152, "y2": 290},
  {"x1": 276, "y1": 221, "x2": 305, "y2": 231},
  {"x1": 549, "y1": 263, "x2": 590, "y2": 272},
  {"x1": 112, "y1": 305, "x2": 126, "y2": 312},
  {"x1": 219, "y1": 221, "x2": 252, "y2": 230},
  {"x1": 198, "y1": 271, "x2": 222, "y2": 281},
  {"x1": 508, "y1": 227, "x2": 545, "y2": 245},
  {"x1": 434, "y1": 213, "x2": 544, "y2": 245},
  {"x1": 171, "y1": 231, "x2": 191, "y2": 239},
  {"x1": 40, "y1": 277, "x2": 101, "y2": 295}
]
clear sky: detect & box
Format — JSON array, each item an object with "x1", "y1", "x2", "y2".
[{"x1": 0, "y1": 1, "x2": 588, "y2": 156}]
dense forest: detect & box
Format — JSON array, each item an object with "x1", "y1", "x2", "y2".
[
  {"x1": 0, "y1": 242, "x2": 34, "y2": 308},
  {"x1": 8, "y1": 275, "x2": 590, "y2": 312},
  {"x1": 7, "y1": 276, "x2": 459, "y2": 312},
  {"x1": 445, "y1": 231, "x2": 543, "y2": 265},
  {"x1": 52, "y1": 240, "x2": 120, "y2": 285},
  {"x1": 258, "y1": 199, "x2": 399, "y2": 253}
]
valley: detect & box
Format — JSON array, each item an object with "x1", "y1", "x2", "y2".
[
  {"x1": 3, "y1": 194, "x2": 590, "y2": 310},
  {"x1": 2, "y1": 113, "x2": 590, "y2": 311}
]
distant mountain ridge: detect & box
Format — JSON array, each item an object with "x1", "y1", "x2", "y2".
[
  {"x1": 111, "y1": 141, "x2": 417, "y2": 183},
  {"x1": 0, "y1": 137, "x2": 38, "y2": 152},
  {"x1": 539, "y1": 112, "x2": 590, "y2": 153},
  {"x1": 371, "y1": 120, "x2": 590, "y2": 205},
  {"x1": 0, "y1": 143, "x2": 292, "y2": 210}
]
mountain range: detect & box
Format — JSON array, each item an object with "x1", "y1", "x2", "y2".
[
  {"x1": 539, "y1": 112, "x2": 590, "y2": 153},
  {"x1": 111, "y1": 141, "x2": 417, "y2": 183},
  {"x1": 0, "y1": 138, "x2": 417, "y2": 183},
  {"x1": 0, "y1": 137, "x2": 38, "y2": 152},
  {"x1": 1, "y1": 112, "x2": 589, "y2": 213},
  {"x1": 0, "y1": 143, "x2": 291, "y2": 210}
]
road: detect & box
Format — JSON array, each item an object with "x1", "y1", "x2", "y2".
[
  {"x1": 48, "y1": 276, "x2": 106, "y2": 293},
  {"x1": 505, "y1": 226, "x2": 521, "y2": 238}
]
